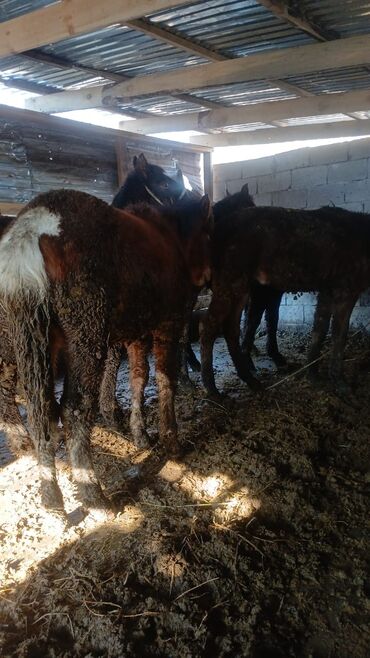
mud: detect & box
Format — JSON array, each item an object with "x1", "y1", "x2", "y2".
[{"x1": 0, "y1": 329, "x2": 369, "y2": 657}]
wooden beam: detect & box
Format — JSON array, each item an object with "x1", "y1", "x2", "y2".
[
  {"x1": 188, "y1": 119, "x2": 370, "y2": 147},
  {"x1": 257, "y1": 0, "x2": 336, "y2": 42},
  {"x1": 117, "y1": 90, "x2": 370, "y2": 134},
  {"x1": 0, "y1": 103, "x2": 212, "y2": 154},
  {"x1": 25, "y1": 35, "x2": 370, "y2": 113},
  {"x1": 0, "y1": 202, "x2": 23, "y2": 216},
  {"x1": 126, "y1": 18, "x2": 227, "y2": 62},
  {"x1": 0, "y1": 0, "x2": 196, "y2": 58}
]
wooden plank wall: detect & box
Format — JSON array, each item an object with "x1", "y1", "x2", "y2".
[{"x1": 0, "y1": 107, "x2": 209, "y2": 211}]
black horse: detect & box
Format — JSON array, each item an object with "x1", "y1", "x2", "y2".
[
  {"x1": 213, "y1": 184, "x2": 286, "y2": 370},
  {"x1": 112, "y1": 153, "x2": 186, "y2": 209}
]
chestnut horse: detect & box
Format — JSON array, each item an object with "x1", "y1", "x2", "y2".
[
  {"x1": 100, "y1": 153, "x2": 194, "y2": 426},
  {"x1": 0, "y1": 190, "x2": 211, "y2": 513}
]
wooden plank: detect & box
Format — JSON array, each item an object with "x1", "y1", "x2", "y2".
[
  {"x1": 25, "y1": 34, "x2": 370, "y2": 113},
  {"x1": 188, "y1": 119, "x2": 370, "y2": 147},
  {"x1": 0, "y1": 104, "x2": 212, "y2": 154},
  {"x1": 126, "y1": 18, "x2": 227, "y2": 61},
  {"x1": 117, "y1": 90, "x2": 370, "y2": 133},
  {"x1": 115, "y1": 137, "x2": 131, "y2": 187},
  {"x1": 0, "y1": 0, "x2": 197, "y2": 58},
  {"x1": 203, "y1": 151, "x2": 213, "y2": 202},
  {"x1": 0, "y1": 202, "x2": 23, "y2": 216}
]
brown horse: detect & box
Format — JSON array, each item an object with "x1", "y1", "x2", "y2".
[
  {"x1": 201, "y1": 204, "x2": 370, "y2": 396},
  {"x1": 0, "y1": 190, "x2": 211, "y2": 513}
]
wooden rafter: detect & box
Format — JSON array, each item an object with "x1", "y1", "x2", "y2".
[
  {"x1": 25, "y1": 35, "x2": 370, "y2": 114},
  {"x1": 257, "y1": 0, "x2": 336, "y2": 42},
  {"x1": 117, "y1": 90, "x2": 370, "y2": 134},
  {"x1": 0, "y1": 0, "x2": 198, "y2": 58},
  {"x1": 125, "y1": 18, "x2": 227, "y2": 62},
  {"x1": 188, "y1": 119, "x2": 370, "y2": 147}
]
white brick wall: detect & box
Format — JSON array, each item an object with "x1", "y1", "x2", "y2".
[{"x1": 213, "y1": 137, "x2": 370, "y2": 329}]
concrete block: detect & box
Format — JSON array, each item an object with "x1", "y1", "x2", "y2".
[
  {"x1": 303, "y1": 305, "x2": 316, "y2": 324},
  {"x1": 242, "y1": 157, "x2": 274, "y2": 178},
  {"x1": 328, "y1": 158, "x2": 367, "y2": 184},
  {"x1": 307, "y1": 184, "x2": 345, "y2": 208},
  {"x1": 343, "y1": 179, "x2": 370, "y2": 203},
  {"x1": 347, "y1": 137, "x2": 370, "y2": 161},
  {"x1": 341, "y1": 201, "x2": 364, "y2": 212},
  {"x1": 213, "y1": 182, "x2": 227, "y2": 202},
  {"x1": 274, "y1": 148, "x2": 311, "y2": 171},
  {"x1": 213, "y1": 162, "x2": 243, "y2": 182},
  {"x1": 309, "y1": 142, "x2": 348, "y2": 166},
  {"x1": 258, "y1": 171, "x2": 291, "y2": 194},
  {"x1": 285, "y1": 292, "x2": 317, "y2": 306},
  {"x1": 279, "y1": 305, "x2": 305, "y2": 326},
  {"x1": 271, "y1": 189, "x2": 307, "y2": 208},
  {"x1": 291, "y1": 165, "x2": 327, "y2": 190},
  {"x1": 254, "y1": 192, "x2": 272, "y2": 206}
]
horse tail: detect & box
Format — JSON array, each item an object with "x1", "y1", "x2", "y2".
[{"x1": 0, "y1": 206, "x2": 63, "y2": 504}]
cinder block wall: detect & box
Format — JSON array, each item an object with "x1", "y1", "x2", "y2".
[{"x1": 213, "y1": 138, "x2": 370, "y2": 329}]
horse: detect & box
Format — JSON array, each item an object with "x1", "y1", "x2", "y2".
[
  {"x1": 200, "y1": 204, "x2": 370, "y2": 397},
  {"x1": 101, "y1": 153, "x2": 200, "y2": 427},
  {"x1": 0, "y1": 189, "x2": 211, "y2": 513},
  {"x1": 213, "y1": 184, "x2": 286, "y2": 371}
]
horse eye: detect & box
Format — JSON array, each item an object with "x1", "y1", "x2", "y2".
[{"x1": 162, "y1": 182, "x2": 169, "y2": 189}]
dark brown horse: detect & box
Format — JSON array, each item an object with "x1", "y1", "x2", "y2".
[
  {"x1": 0, "y1": 190, "x2": 211, "y2": 513},
  {"x1": 213, "y1": 185, "x2": 286, "y2": 371},
  {"x1": 201, "y1": 204, "x2": 370, "y2": 396}
]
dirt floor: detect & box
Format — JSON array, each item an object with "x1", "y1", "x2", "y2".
[{"x1": 0, "y1": 329, "x2": 369, "y2": 657}]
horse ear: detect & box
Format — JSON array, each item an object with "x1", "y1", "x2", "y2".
[
  {"x1": 132, "y1": 156, "x2": 138, "y2": 167},
  {"x1": 134, "y1": 153, "x2": 149, "y2": 177},
  {"x1": 241, "y1": 183, "x2": 250, "y2": 195},
  {"x1": 200, "y1": 194, "x2": 212, "y2": 220},
  {"x1": 225, "y1": 185, "x2": 231, "y2": 197},
  {"x1": 175, "y1": 167, "x2": 184, "y2": 184}
]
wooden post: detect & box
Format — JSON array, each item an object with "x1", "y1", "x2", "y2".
[
  {"x1": 115, "y1": 136, "x2": 131, "y2": 188},
  {"x1": 203, "y1": 151, "x2": 213, "y2": 203}
]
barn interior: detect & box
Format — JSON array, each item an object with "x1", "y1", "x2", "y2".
[{"x1": 0, "y1": 2, "x2": 369, "y2": 657}]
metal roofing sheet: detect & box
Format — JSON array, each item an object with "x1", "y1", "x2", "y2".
[
  {"x1": 149, "y1": 0, "x2": 315, "y2": 56},
  {"x1": 0, "y1": 0, "x2": 53, "y2": 22},
  {"x1": 0, "y1": 0, "x2": 370, "y2": 122}
]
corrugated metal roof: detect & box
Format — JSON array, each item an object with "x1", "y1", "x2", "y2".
[
  {"x1": 149, "y1": 0, "x2": 315, "y2": 56},
  {"x1": 0, "y1": 0, "x2": 53, "y2": 22},
  {"x1": 0, "y1": 0, "x2": 370, "y2": 125},
  {"x1": 303, "y1": 0, "x2": 370, "y2": 37}
]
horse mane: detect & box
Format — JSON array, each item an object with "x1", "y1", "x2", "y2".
[{"x1": 213, "y1": 187, "x2": 255, "y2": 223}]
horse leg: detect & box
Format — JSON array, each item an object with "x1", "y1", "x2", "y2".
[
  {"x1": 306, "y1": 292, "x2": 332, "y2": 379},
  {"x1": 328, "y1": 292, "x2": 357, "y2": 393},
  {"x1": 9, "y1": 302, "x2": 64, "y2": 511},
  {"x1": 200, "y1": 292, "x2": 229, "y2": 397},
  {"x1": 179, "y1": 293, "x2": 200, "y2": 385},
  {"x1": 223, "y1": 299, "x2": 262, "y2": 391},
  {"x1": 99, "y1": 344, "x2": 126, "y2": 428},
  {"x1": 152, "y1": 323, "x2": 181, "y2": 456},
  {"x1": 241, "y1": 285, "x2": 266, "y2": 371},
  {"x1": 0, "y1": 358, "x2": 31, "y2": 454},
  {"x1": 265, "y1": 289, "x2": 286, "y2": 367},
  {"x1": 126, "y1": 339, "x2": 150, "y2": 449},
  {"x1": 58, "y1": 289, "x2": 110, "y2": 510}
]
